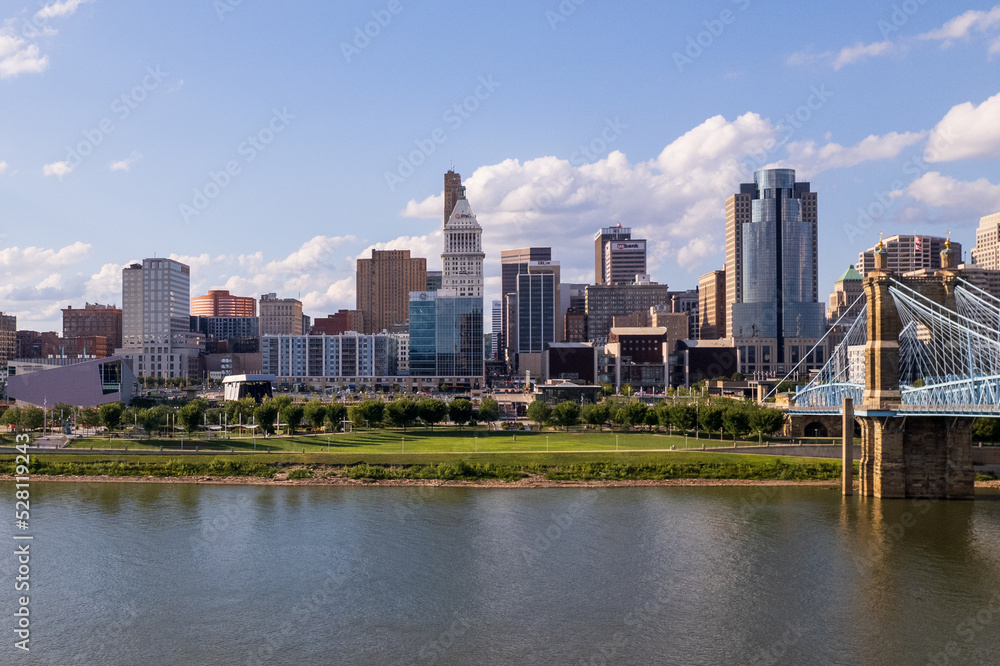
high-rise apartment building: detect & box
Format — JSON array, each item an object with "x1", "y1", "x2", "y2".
[
  {"x1": 972, "y1": 212, "x2": 1000, "y2": 270},
  {"x1": 857, "y1": 235, "x2": 959, "y2": 276},
  {"x1": 491, "y1": 300, "x2": 502, "y2": 361},
  {"x1": 728, "y1": 169, "x2": 824, "y2": 377},
  {"x1": 356, "y1": 249, "x2": 427, "y2": 333},
  {"x1": 0, "y1": 313, "x2": 15, "y2": 365},
  {"x1": 62, "y1": 303, "x2": 122, "y2": 352},
  {"x1": 118, "y1": 258, "x2": 200, "y2": 379},
  {"x1": 259, "y1": 293, "x2": 303, "y2": 336},
  {"x1": 191, "y1": 290, "x2": 257, "y2": 317},
  {"x1": 594, "y1": 224, "x2": 632, "y2": 284},
  {"x1": 697, "y1": 270, "x2": 726, "y2": 340},
  {"x1": 604, "y1": 238, "x2": 647, "y2": 285},
  {"x1": 444, "y1": 169, "x2": 463, "y2": 227}
]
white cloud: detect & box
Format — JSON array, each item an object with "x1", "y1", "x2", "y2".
[
  {"x1": 83, "y1": 262, "x2": 124, "y2": 305},
  {"x1": 926, "y1": 91, "x2": 1000, "y2": 162},
  {"x1": 784, "y1": 131, "x2": 927, "y2": 177},
  {"x1": 788, "y1": 41, "x2": 895, "y2": 70},
  {"x1": 109, "y1": 151, "x2": 142, "y2": 172},
  {"x1": 832, "y1": 40, "x2": 894, "y2": 69},
  {"x1": 355, "y1": 231, "x2": 443, "y2": 267},
  {"x1": 0, "y1": 27, "x2": 48, "y2": 78},
  {"x1": 0, "y1": 161, "x2": 7, "y2": 175},
  {"x1": 893, "y1": 172, "x2": 1000, "y2": 215},
  {"x1": 42, "y1": 160, "x2": 73, "y2": 178},
  {"x1": 35, "y1": 0, "x2": 94, "y2": 19},
  {"x1": 919, "y1": 6, "x2": 1000, "y2": 45}
]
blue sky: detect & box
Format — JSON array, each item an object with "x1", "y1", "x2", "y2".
[{"x1": 2, "y1": 0, "x2": 1000, "y2": 332}]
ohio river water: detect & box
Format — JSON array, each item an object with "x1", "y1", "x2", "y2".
[{"x1": 1, "y1": 482, "x2": 1000, "y2": 665}]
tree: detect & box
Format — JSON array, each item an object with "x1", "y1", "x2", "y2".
[
  {"x1": 0, "y1": 407, "x2": 20, "y2": 431},
  {"x1": 620, "y1": 383, "x2": 634, "y2": 397},
  {"x1": 52, "y1": 403, "x2": 75, "y2": 424},
  {"x1": 722, "y1": 405, "x2": 751, "y2": 440},
  {"x1": 448, "y1": 399, "x2": 474, "y2": 427},
  {"x1": 280, "y1": 404, "x2": 305, "y2": 435},
  {"x1": 177, "y1": 400, "x2": 206, "y2": 433},
  {"x1": 731, "y1": 372, "x2": 746, "y2": 381},
  {"x1": 137, "y1": 406, "x2": 169, "y2": 438},
  {"x1": 526, "y1": 400, "x2": 551, "y2": 429},
  {"x1": 99, "y1": 402, "x2": 124, "y2": 431},
  {"x1": 581, "y1": 403, "x2": 609, "y2": 430},
  {"x1": 225, "y1": 397, "x2": 257, "y2": 425},
  {"x1": 644, "y1": 409, "x2": 659, "y2": 431},
  {"x1": 551, "y1": 401, "x2": 580, "y2": 430},
  {"x1": 272, "y1": 395, "x2": 293, "y2": 412},
  {"x1": 614, "y1": 402, "x2": 648, "y2": 431},
  {"x1": 303, "y1": 401, "x2": 328, "y2": 432},
  {"x1": 698, "y1": 404, "x2": 724, "y2": 439},
  {"x1": 348, "y1": 400, "x2": 384, "y2": 430},
  {"x1": 668, "y1": 403, "x2": 698, "y2": 432},
  {"x1": 325, "y1": 403, "x2": 347, "y2": 432},
  {"x1": 749, "y1": 406, "x2": 786, "y2": 443},
  {"x1": 21, "y1": 407, "x2": 44, "y2": 431},
  {"x1": 417, "y1": 398, "x2": 448, "y2": 430},
  {"x1": 384, "y1": 399, "x2": 419, "y2": 431},
  {"x1": 477, "y1": 397, "x2": 500, "y2": 423},
  {"x1": 255, "y1": 401, "x2": 279, "y2": 436},
  {"x1": 973, "y1": 418, "x2": 1000, "y2": 443},
  {"x1": 77, "y1": 408, "x2": 101, "y2": 429}
]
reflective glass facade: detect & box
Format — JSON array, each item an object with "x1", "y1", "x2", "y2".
[
  {"x1": 731, "y1": 169, "x2": 824, "y2": 347},
  {"x1": 435, "y1": 295, "x2": 483, "y2": 376},
  {"x1": 408, "y1": 292, "x2": 438, "y2": 376},
  {"x1": 517, "y1": 273, "x2": 555, "y2": 353}
]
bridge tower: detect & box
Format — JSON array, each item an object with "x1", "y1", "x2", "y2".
[{"x1": 857, "y1": 238, "x2": 974, "y2": 499}]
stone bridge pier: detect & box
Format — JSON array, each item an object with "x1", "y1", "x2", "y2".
[{"x1": 858, "y1": 240, "x2": 974, "y2": 499}]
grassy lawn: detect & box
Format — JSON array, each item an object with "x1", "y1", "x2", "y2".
[{"x1": 62, "y1": 428, "x2": 764, "y2": 454}]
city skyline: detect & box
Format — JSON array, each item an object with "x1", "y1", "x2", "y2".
[{"x1": 2, "y1": 2, "x2": 1000, "y2": 332}]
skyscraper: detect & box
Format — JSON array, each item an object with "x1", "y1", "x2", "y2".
[
  {"x1": 604, "y1": 238, "x2": 647, "y2": 285},
  {"x1": 500, "y1": 247, "x2": 552, "y2": 362},
  {"x1": 594, "y1": 224, "x2": 632, "y2": 284},
  {"x1": 972, "y1": 212, "x2": 1000, "y2": 270},
  {"x1": 724, "y1": 192, "x2": 751, "y2": 337},
  {"x1": 442, "y1": 187, "x2": 485, "y2": 297},
  {"x1": 356, "y1": 249, "x2": 427, "y2": 333},
  {"x1": 444, "y1": 169, "x2": 463, "y2": 227},
  {"x1": 191, "y1": 290, "x2": 257, "y2": 317},
  {"x1": 491, "y1": 300, "x2": 502, "y2": 361},
  {"x1": 697, "y1": 269, "x2": 726, "y2": 340},
  {"x1": 728, "y1": 168, "x2": 824, "y2": 376},
  {"x1": 118, "y1": 258, "x2": 200, "y2": 379}
]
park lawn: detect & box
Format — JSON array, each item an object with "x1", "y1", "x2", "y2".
[{"x1": 63, "y1": 428, "x2": 743, "y2": 454}]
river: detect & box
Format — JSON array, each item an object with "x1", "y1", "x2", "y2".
[{"x1": 1, "y1": 481, "x2": 998, "y2": 665}]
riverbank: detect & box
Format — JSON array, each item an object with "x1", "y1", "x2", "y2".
[{"x1": 1, "y1": 472, "x2": 847, "y2": 489}]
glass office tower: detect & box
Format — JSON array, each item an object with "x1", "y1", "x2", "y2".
[{"x1": 731, "y1": 169, "x2": 824, "y2": 361}]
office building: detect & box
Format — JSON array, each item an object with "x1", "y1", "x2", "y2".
[
  {"x1": 585, "y1": 282, "x2": 670, "y2": 342},
  {"x1": 972, "y1": 212, "x2": 1000, "y2": 270},
  {"x1": 827, "y1": 265, "x2": 864, "y2": 326},
  {"x1": 62, "y1": 303, "x2": 122, "y2": 352},
  {"x1": 604, "y1": 238, "x2": 647, "y2": 285},
  {"x1": 444, "y1": 169, "x2": 463, "y2": 226},
  {"x1": 515, "y1": 270, "x2": 557, "y2": 377},
  {"x1": 724, "y1": 191, "x2": 752, "y2": 337},
  {"x1": 491, "y1": 300, "x2": 502, "y2": 361},
  {"x1": 356, "y1": 249, "x2": 427, "y2": 334},
  {"x1": 118, "y1": 258, "x2": 201, "y2": 379},
  {"x1": 698, "y1": 269, "x2": 726, "y2": 340},
  {"x1": 311, "y1": 310, "x2": 366, "y2": 336},
  {"x1": 594, "y1": 224, "x2": 634, "y2": 284},
  {"x1": 426, "y1": 270, "x2": 443, "y2": 292},
  {"x1": 500, "y1": 247, "x2": 552, "y2": 356},
  {"x1": 728, "y1": 169, "x2": 825, "y2": 376},
  {"x1": 259, "y1": 293, "x2": 303, "y2": 336},
  {"x1": 857, "y1": 235, "x2": 959, "y2": 276},
  {"x1": 190, "y1": 290, "x2": 256, "y2": 317},
  {"x1": 670, "y1": 288, "x2": 700, "y2": 339},
  {"x1": 441, "y1": 187, "x2": 485, "y2": 297}
]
